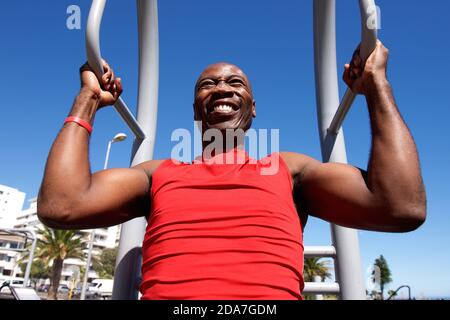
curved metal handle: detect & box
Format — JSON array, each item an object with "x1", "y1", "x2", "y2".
[
  {"x1": 328, "y1": 0, "x2": 378, "y2": 134},
  {"x1": 359, "y1": 0, "x2": 378, "y2": 61},
  {"x1": 86, "y1": 0, "x2": 146, "y2": 139}
]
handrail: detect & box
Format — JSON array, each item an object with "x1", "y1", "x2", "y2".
[
  {"x1": 304, "y1": 246, "x2": 336, "y2": 258},
  {"x1": 327, "y1": 0, "x2": 378, "y2": 134},
  {"x1": 86, "y1": 0, "x2": 146, "y2": 139},
  {"x1": 303, "y1": 282, "x2": 340, "y2": 295},
  {"x1": 303, "y1": 246, "x2": 339, "y2": 296}
]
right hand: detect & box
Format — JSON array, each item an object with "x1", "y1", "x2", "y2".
[
  {"x1": 80, "y1": 59, "x2": 123, "y2": 108},
  {"x1": 343, "y1": 40, "x2": 390, "y2": 96}
]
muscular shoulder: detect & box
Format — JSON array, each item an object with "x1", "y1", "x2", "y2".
[
  {"x1": 279, "y1": 152, "x2": 320, "y2": 179},
  {"x1": 132, "y1": 159, "x2": 169, "y2": 179}
]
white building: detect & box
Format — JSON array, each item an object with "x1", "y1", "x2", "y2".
[
  {"x1": 0, "y1": 233, "x2": 25, "y2": 279},
  {"x1": 0, "y1": 184, "x2": 26, "y2": 228},
  {"x1": 0, "y1": 184, "x2": 26, "y2": 280},
  {"x1": 15, "y1": 197, "x2": 121, "y2": 285}
]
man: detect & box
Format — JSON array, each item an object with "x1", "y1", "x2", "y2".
[{"x1": 37, "y1": 40, "x2": 426, "y2": 300}]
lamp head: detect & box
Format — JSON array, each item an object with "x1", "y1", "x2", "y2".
[{"x1": 112, "y1": 133, "x2": 127, "y2": 143}]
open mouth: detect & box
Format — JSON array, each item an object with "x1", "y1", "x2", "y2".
[
  {"x1": 207, "y1": 101, "x2": 240, "y2": 115},
  {"x1": 212, "y1": 104, "x2": 235, "y2": 114},
  {"x1": 204, "y1": 100, "x2": 242, "y2": 126}
]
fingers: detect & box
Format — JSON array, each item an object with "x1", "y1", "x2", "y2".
[
  {"x1": 80, "y1": 59, "x2": 123, "y2": 106},
  {"x1": 115, "y1": 78, "x2": 123, "y2": 94},
  {"x1": 101, "y1": 61, "x2": 112, "y2": 90},
  {"x1": 343, "y1": 46, "x2": 364, "y2": 81},
  {"x1": 79, "y1": 62, "x2": 91, "y2": 73},
  {"x1": 112, "y1": 78, "x2": 123, "y2": 100},
  {"x1": 99, "y1": 59, "x2": 119, "y2": 92},
  {"x1": 343, "y1": 64, "x2": 353, "y2": 88},
  {"x1": 107, "y1": 70, "x2": 115, "y2": 91}
]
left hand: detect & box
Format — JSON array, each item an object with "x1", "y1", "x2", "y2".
[{"x1": 343, "y1": 40, "x2": 390, "y2": 95}]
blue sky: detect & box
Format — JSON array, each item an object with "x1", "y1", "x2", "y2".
[{"x1": 1, "y1": 0, "x2": 449, "y2": 298}]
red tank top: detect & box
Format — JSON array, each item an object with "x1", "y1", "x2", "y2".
[{"x1": 140, "y1": 149, "x2": 304, "y2": 300}]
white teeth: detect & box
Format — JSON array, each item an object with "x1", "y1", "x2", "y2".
[{"x1": 214, "y1": 104, "x2": 233, "y2": 113}]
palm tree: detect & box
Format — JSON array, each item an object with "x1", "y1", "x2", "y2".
[
  {"x1": 372, "y1": 255, "x2": 392, "y2": 300},
  {"x1": 33, "y1": 227, "x2": 87, "y2": 300},
  {"x1": 93, "y1": 247, "x2": 118, "y2": 279},
  {"x1": 304, "y1": 257, "x2": 332, "y2": 283},
  {"x1": 303, "y1": 257, "x2": 333, "y2": 300}
]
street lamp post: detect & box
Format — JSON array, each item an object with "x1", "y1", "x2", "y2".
[
  {"x1": 80, "y1": 133, "x2": 127, "y2": 300},
  {"x1": 387, "y1": 285, "x2": 412, "y2": 300}
]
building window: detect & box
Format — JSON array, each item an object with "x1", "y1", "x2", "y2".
[{"x1": 9, "y1": 242, "x2": 19, "y2": 249}]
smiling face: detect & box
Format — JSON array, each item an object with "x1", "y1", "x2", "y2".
[{"x1": 194, "y1": 63, "x2": 256, "y2": 132}]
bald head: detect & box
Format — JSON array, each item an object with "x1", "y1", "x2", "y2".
[
  {"x1": 195, "y1": 62, "x2": 253, "y2": 95},
  {"x1": 193, "y1": 62, "x2": 256, "y2": 132}
]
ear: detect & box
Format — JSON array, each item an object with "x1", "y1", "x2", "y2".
[{"x1": 252, "y1": 100, "x2": 257, "y2": 118}]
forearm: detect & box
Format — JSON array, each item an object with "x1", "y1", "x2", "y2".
[
  {"x1": 38, "y1": 88, "x2": 100, "y2": 219},
  {"x1": 366, "y1": 78, "x2": 426, "y2": 217}
]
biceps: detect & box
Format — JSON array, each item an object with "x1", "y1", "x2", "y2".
[
  {"x1": 297, "y1": 163, "x2": 380, "y2": 227},
  {"x1": 74, "y1": 168, "x2": 150, "y2": 227}
]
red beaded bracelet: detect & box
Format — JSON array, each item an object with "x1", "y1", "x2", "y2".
[{"x1": 64, "y1": 116, "x2": 93, "y2": 134}]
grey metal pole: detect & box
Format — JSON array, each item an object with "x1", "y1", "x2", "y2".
[
  {"x1": 80, "y1": 229, "x2": 95, "y2": 300},
  {"x1": 23, "y1": 230, "x2": 36, "y2": 287},
  {"x1": 103, "y1": 140, "x2": 113, "y2": 170},
  {"x1": 313, "y1": 0, "x2": 366, "y2": 300},
  {"x1": 112, "y1": 0, "x2": 159, "y2": 300}
]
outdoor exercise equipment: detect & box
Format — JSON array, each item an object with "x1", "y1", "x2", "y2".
[{"x1": 85, "y1": 0, "x2": 378, "y2": 300}]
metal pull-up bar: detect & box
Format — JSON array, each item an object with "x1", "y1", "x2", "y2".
[
  {"x1": 86, "y1": 0, "x2": 146, "y2": 140},
  {"x1": 328, "y1": 0, "x2": 378, "y2": 134}
]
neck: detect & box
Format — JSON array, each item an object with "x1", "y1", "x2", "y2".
[{"x1": 201, "y1": 129, "x2": 246, "y2": 159}]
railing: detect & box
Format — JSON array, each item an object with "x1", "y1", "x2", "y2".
[{"x1": 303, "y1": 246, "x2": 339, "y2": 295}]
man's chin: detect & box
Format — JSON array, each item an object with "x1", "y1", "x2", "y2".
[{"x1": 205, "y1": 121, "x2": 242, "y2": 132}]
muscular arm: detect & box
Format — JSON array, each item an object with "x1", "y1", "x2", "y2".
[
  {"x1": 37, "y1": 62, "x2": 159, "y2": 230},
  {"x1": 284, "y1": 41, "x2": 426, "y2": 233}
]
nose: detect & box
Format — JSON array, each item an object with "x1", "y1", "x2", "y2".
[{"x1": 212, "y1": 80, "x2": 234, "y2": 97}]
